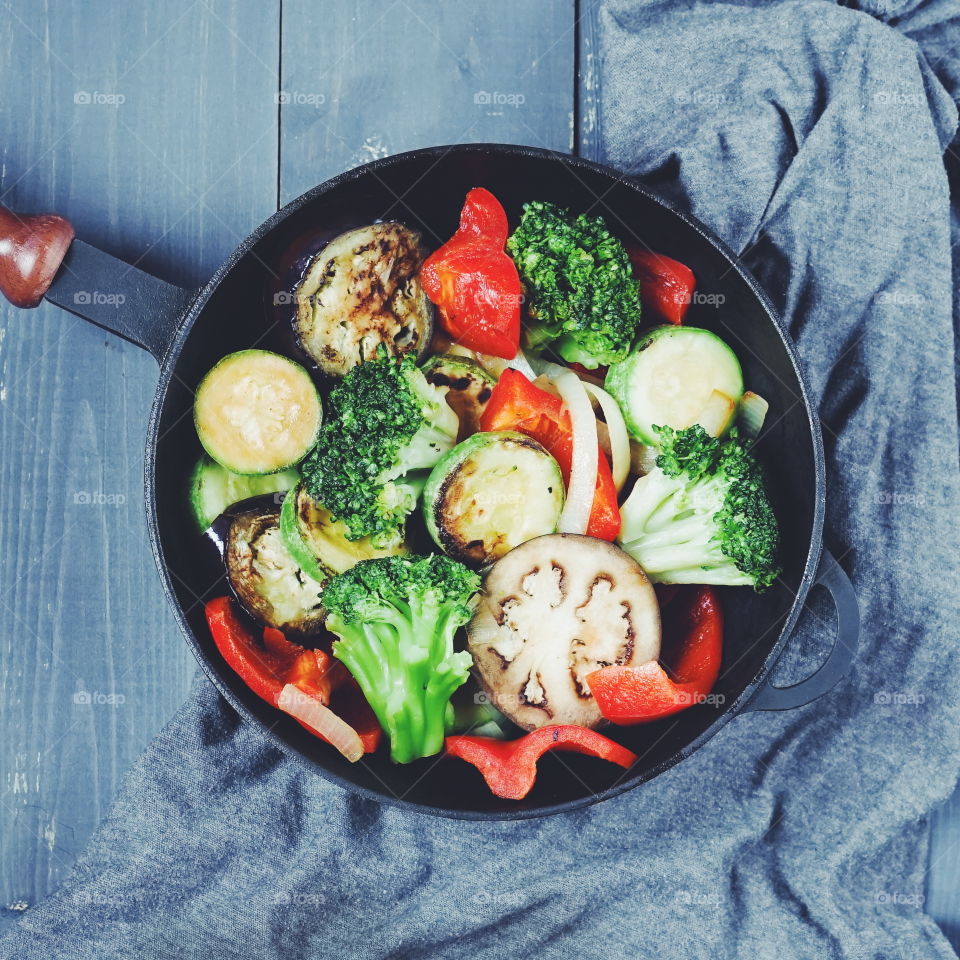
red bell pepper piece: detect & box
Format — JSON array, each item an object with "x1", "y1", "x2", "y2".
[
  {"x1": 479, "y1": 369, "x2": 620, "y2": 540},
  {"x1": 587, "y1": 586, "x2": 723, "y2": 723},
  {"x1": 205, "y1": 597, "x2": 381, "y2": 753},
  {"x1": 445, "y1": 725, "x2": 637, "y2": 800},
  {"x1": 419, "y1": 188, "x2": 521, "y2": 359},
  {"x1": 627, "y1": 249, "x2": 696, "y2": 326}
]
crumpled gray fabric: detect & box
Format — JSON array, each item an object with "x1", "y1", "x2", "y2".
[{"x1": 4, "y1": 1, "x2": 960, "y2": 957}]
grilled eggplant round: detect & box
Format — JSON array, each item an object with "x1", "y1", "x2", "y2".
[
  {"x1": 290, "y1": 222, "x2": 434, "y2": 377},
  {"x1": 225, "y1": 504, "x2": 327, "y2": 634},
  {"x1": 466, "y1": 534, "x2": 661, "y2": 730}
]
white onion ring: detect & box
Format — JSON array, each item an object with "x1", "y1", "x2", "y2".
[
  {"x1": 506, "y1": 348, "x2": 537, "y2": 380},
  {"x1": 555, "y1": 371, "x2": 598, "y2": 536},
  {"x1": 583, "y1": 382, "x2": 630, "y2": 492},
  {"x1": 278, "y1": 684, "x2": 364, "y2": 763}
]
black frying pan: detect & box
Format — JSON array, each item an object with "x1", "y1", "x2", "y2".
[{"x1": 0, "y1": 144, "x2": 859, "y2": 819}]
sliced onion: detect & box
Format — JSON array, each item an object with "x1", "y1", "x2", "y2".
[
  {"x1": 555, "y1": 371, "x2": 598, "y2": 536},
  {"x1": 277, "y1": 684, "x2": 364, "y2": 763},
  {"x1": 447, "y1": 344, "x2": 510, "y2": 379},
  {"x1": 583, "y1": 382, "x2": 630, "y2": 493},
  {"x1": 506, "y1": 349, "x2": 537, "y2": 380},
  {"x1": 738, "y1": 391, "x2": 769, "y2": 440},
  {"x1": 696, "y1": 389, "x2": 737, "y2": 438}
]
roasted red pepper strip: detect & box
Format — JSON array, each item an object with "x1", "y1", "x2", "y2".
[
  {"x1": 205, "y1": 597, "x2": 380, "y2": 753},
  {"x1": 627, "y1": 249, "x2": 696, "y2": 326},
  {"x1": 479, "y1": 369, "x2": 620, "y2": 540},
  {"x1": 445, "y1": 725, "x2": 637, "y2": 800},
  {"x1": 420, "y1": 188, "x2": 521, "y2": 359},
  {"x1": 587, "y1": 586, "x2": 723, "y2": 723}
]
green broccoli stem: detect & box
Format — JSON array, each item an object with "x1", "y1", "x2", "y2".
[{"x1": 330, "y1": 602, "x2": 471, "y2": 764}]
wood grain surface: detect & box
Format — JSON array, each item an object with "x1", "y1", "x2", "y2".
[
  {"x1": 0, "y1": 0, "x2": 957, "y2": 947},
  {"x1": 0, "y1": 0, "x2": 280, "y2": 924}
]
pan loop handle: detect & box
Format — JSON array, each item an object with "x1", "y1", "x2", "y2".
[{"x1": 745, "y1": 550, "x2": 860, "y2": 712}]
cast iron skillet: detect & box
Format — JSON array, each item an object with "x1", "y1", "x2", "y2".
[{"x1": 0, "y1": 144, "x2": 859, "y2": 820}]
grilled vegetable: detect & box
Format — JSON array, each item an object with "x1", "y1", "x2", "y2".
[
  {"x1": 291, "y1": 222, "x2": 433, "y2": 377},
  {"x1": 419, "y1": 188, "x2": 521, "y2": 359},
  {"x1": 618, "y1": 425, "x2": 780, "y2": 589},
  {"x1": 506, "y1": 201, "x2": 642, "y2": 369},
  {"x1": 189, "y1": 455, "x2": 299, "y2": 531},
  {"x1": 322, "y1": 554, "x2": 481, "y2": 763},
  {"x1": 444, "y1": 725, "x2": 637, "y2": 800},
  {"x1": 224, "y1": 505, "x2": 326, "y2": 634},
  {"x1": 421, "y1": 354, "x2": 496, "y2": 441},
  {"x1": 204, "y1": 597, "x2": 381, "y2": 758},
  {"x1": 466, "y1": 534, "x2": 661, "y2": 730},
  {"x1": 605, "y1": 325, "x2": 743, "y2": 445},
  {"x1": 423, "y1": 431, "x2": 564, "y2": 567},
  {"x1": 279, "y1": 482, "x2": 408, "y2": 583},
  {"x1": 479, "y1": 369, "x2": 620, "y2": 541},
  {"x1": 194, "y1": 350, "x2": 322, "y2": 475},
  {"x1": 626, "y1": 249, "x2": 696, "y2": 326},
  {"x1": 300, "y1": 349, "x2": 458, "y2": 547},
  {"x1": 587, "y1": 586, "x2": 723, "y2": 723}
]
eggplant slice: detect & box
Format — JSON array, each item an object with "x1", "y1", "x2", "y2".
[
  {"x1": 226, "y1": 505, "x2": 327, "y2": 634},
  {"x1": 467, "y1": 534, "x2": 661, "y2": 730},
  {"x1": 292, "y1": 222, "x2": 434, "y2": 377}
]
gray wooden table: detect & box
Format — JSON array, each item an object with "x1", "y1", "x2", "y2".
[{"x1": 1, "y1": 0, "x2": 957, "y2": 946}]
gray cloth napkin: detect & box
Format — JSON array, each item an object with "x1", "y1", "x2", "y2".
[{"x1": 5, "y1": 1, "x2": 960, "y2": 957}]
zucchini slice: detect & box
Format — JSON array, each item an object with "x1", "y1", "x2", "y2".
[
  {"x1": 292, "y1": 222, "x2": 434, "y2": 377},
  {"x1": 194, "y1": 350, "x2": 322, "y2": 475},
  {"x1": 189, "y1": 455, "x2": 299, "y2": 531},
  {"x1": 421, "y1": 354, "x2": 496, "y2": 441},
  {"x1": 280, "y1": 482, "x2": 407, "y2": 582},
  {"x1": 423, "y1": 431, "x2": 564, "y2": 567},
  {"x1": 225, "y1": 505, "x2": 326, "y2": 634},
  {"x1": 605, "y1": 325, "x2": 744, "y2": 445},
  {"x1": 466, "y1": 534, "x2": 661, "y2": 730}
]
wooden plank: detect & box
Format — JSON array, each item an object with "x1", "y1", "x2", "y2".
[
  {"x1": 279, "y1": 0, "x2": 576, "y2": 200},
  {"x1": 0, "y1": 0, "x2": 280, "y2": 921},
  {"x1": 576, "y1": 0, "x2": 603, "y2": 161}
]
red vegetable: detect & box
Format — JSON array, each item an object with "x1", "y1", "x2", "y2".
[
  {"x1": 627, "y1": 249, "x2": 696, "y2": 326},
  {"x1": 479, "y1": 369, "x2": 620, "y2": 540},
  {"x1": 205, "y1": 597, "x2": 380, "y2": 753},
  {"x1": 419, "y1": 188, "x2": 521, "y2": 359},
  {"x1": 587, "y1": 586, "x2": 723, "y2": 723},
  {"x1": 445, "y1": 725, "x2": 637, "y2": 800}
]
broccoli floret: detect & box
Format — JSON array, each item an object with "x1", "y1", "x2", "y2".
[
  {"x1": 618, "y1": 425, "x2": 781, "y2": 590},
  {"x1": 300, "y1": 351, "x2": 458, "y2": 546},
  {"x1": 506, "y1": 201, "x2": 642, "y2": 369},
  {"x1": 322, "y1": 554, "x2": 481, "y2": 763}
]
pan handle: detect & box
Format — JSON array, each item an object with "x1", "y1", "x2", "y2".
[
  {"x1": 0, "y1": 205, "x2": 195, "y2": 364},
  {"x1": 745, "y1": 550, "x2": 860, "y2": 711}
]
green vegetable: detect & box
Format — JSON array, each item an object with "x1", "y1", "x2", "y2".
[
  {"x1": 605, "y1": 325, "x2": 744, "y2": 445},
  {"x1": 193, "y1": 349, "x2": 322, "y2": 475},
  {"x1": 299, "y1": 349, "x2": 459, "y2": 547},
  {"x1": 278, "y1": 482, "x2": 407, "y2": 583},
  {"x1": 618, "y1": 425, "x2": 780, "y2": 590},
  {"x1": 321, "y1": 554, "x2": 481, "y2": 763},
  {"x1": 189, "y1": 455, "x2": 299, "y2": 531},
  {"x1": 506, "y1": 201, "x2": 642, "y2": 369},
  {"x1": 423, "y1": 430, "x2": 564, "y2": 567},
  {"x1": 420, "y1": 353, "x2": 496, "y2": 440}
]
